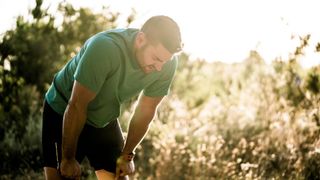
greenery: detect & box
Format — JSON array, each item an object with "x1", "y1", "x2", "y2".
[{"x1": 1, "y1": 0, "x2": 320, "y2": 179}]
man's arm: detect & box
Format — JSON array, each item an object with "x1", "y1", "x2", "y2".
[
  {"x1": 60, "y1": 80, "x2": 96, "y2": 179},
  {"x1": 115, "y1": 94, "x2": 164, "y2": 178},
  {"x1": 122, "y1": 94, "x2": 164, "y2": 154}
]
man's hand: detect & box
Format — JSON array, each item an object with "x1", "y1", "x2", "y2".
[
  {"x1": 115, "y1": 155, "x2": 135, "y2": 180},
  {"x1": 60, "y1": 158, "x2": 81, "y2": 179}
]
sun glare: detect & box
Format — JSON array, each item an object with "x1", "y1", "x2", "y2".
[{"x1": 1, "y1": 0, "x2": 320, "y2": 67}]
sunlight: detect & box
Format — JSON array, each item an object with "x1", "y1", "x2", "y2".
[
  {"x1": 122, "y1": 0, "x2": 320, "y2": 67},
  {"x1": 1, "y1": 0, "x2": 319, "y2": 67}
]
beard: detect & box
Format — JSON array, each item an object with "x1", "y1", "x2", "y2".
[{"x1": 135, "y1": 43, "x2": 154, "y2": 74}]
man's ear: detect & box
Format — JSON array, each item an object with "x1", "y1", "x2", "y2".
[{"x1": 136, "y1": 32, "x2": 147, "y2": 48}]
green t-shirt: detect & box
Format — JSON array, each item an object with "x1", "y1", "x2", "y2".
[{"x1": 45, "y1": 28, "x2": 178, "y2": 128}]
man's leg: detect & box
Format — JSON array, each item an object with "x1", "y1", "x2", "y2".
[
  {"x1": 42, "y1": 100, "x2": 64, "y2": 180},
  {"x1": 95, "y1": 169, "x2": 115, "y2": 180},
  {"x1": 44, "y1": 167, "x2": 62, "y2": 180},
  {"x1": 95, "y1": 169, "x2": 129, "y2": 180},
  {"x1": 80, "y1": 119, "x2": 126, "y2": 179}
]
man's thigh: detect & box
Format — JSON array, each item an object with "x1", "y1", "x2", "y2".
[
  {"x1": 42, "y1": 100, "x2": 63, "y2": 169},
  {"x1": 78, "y1": 119, "x2": 125, "y2": 174},
  {"x1": 42, "y1": 100, "x2": 85, "y2": 172}
]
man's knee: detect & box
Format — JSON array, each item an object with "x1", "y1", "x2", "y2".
[
  {"x1": 95, "y1": 169, "x2": 115, "y2": 180},
  {"x1": 44, "y1": 167, "x2": 62, "y2": 180},
  {"x1": 95, "y1": 169, "x2": 129, "y2": 180}
]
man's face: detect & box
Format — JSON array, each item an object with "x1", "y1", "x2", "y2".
[{"x1": 135, "y1": 37, "x2": 173, "y2": 74}]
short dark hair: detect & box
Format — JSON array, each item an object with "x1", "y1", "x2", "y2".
[{"x1": 141, "y1": 15, "x2": 183, "y2": 54}]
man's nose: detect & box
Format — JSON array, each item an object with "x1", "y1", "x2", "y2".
[{"x1": 154, "y1": 63, "x2": 163, "y2": 71}]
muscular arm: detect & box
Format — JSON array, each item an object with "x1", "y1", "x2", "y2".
[
  {"x1": 122, "y1": 94, "x2": 164, "y2": 154},
  {"x1": 62, "y1": 80, "x2": 96, "y2": 160}
]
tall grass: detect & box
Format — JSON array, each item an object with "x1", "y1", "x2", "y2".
[{"x1": 127, "y1": 52, "x2": 320, "y2": 179}]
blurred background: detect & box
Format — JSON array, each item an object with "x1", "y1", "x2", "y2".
[{"x1": 0, "y1": 0, "x2": 320, "y2": 179}]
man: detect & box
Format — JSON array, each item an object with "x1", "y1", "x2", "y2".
[{"x1": 42, "y1": 15, "x2": 182, "y2": 180}]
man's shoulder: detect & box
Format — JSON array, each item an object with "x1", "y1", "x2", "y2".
[
  {"x1": 85, "y1": 28, "x2": 137, "y2": 45},
  {"x1": 84, "y1": 32, "x2": 123, "y2": 57},
  {"x1": 104, "y1": 28, "x2": 139, "y2": 35},
  {"x1": 87, "y1": 32, "x2": 117, "y2": 47}
]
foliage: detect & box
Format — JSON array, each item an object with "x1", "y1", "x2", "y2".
[{"x1": 130, "y1": 48, "x2": 320, "y2": 179}]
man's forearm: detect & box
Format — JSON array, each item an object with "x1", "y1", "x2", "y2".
[
  {"x1": 122, "y1": 108, "x2": 155, "y2": 154},
  {"x1": 62, "y1": 102, "x2": 87, "y2": 160}
]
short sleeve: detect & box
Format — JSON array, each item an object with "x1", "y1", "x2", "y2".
[
  {"x1": 74, "y1": 35, "x2": 115, "y2": 93},
  {"x1": 143, "y1": 57, "x2": 178, "y2": 97}
]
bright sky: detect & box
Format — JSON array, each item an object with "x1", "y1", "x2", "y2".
[{"x1": 1, "y1": 0, "x2": 320, "y2": 68}]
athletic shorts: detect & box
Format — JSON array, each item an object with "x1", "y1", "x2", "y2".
[{"x1": 42, "y1": 100, "x2": 124, "y2": 173}]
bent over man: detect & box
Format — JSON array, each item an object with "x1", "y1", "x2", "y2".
[{"x1": 42, "y1": 15, "x2": 182, "y2": 179}]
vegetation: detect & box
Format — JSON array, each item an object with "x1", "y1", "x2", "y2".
[
  {"x1": 1, "y1": 0, "x2": 320, "y2": 179},
  {"x1": 131, "y1": 50, "x2": 320, "y2": 180}
]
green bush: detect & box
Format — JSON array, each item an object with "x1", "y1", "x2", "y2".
[{"x1": 0, "y1": 85, "x2": 42, "y2": 176}]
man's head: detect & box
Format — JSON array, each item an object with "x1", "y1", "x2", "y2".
[{"x1": 134, "y1": 15, "x2": 182, "y2": 74}]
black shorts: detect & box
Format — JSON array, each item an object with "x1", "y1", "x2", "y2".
[{"x1": 42, "y1": 100, "x2": 124, "y2": 173}]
